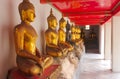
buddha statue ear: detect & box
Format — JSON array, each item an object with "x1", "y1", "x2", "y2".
[
  {"x1": 21, "y1": 10, "x2": 26, "y2": 21},
  {"x1": 49, "y1": 21, "x2": 52, "y2": 26}
]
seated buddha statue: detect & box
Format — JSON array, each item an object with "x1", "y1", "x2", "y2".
[
  {"x1": 45, "y1": 9, "x2": 63, "y2": 57},
  {"x1": 70, "y1": 24, "x2": 76, "y2": 45},
  {"x1": 71, "y1": 25, "x2": 81, "y2": 45},
  {"x1": 75, "y1": 27, "x2": 82, "y2": 45},
  {"x1": 58, "y1": 16, "x2": 73, "y2": 52},
  {"x1": 14, "y1": 0, "x2": 53, "y2": 76},
  {"x1": 66, "y1": 20, "x2": 71, "y2": 42}
]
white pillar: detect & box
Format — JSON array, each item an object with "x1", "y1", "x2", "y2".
[
  {"x1": 104, "y1": 22, "x2": 111, "y2": 60},
  {"x1": 99, "y1": 24, "x2": 105, "y2": 59},
  {"x1": 112, "y1": 16, "x2": 120, "y2": 72}
]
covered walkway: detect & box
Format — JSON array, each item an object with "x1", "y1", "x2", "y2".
[{"x1": 74, "y1": 53, "x2": 120, "y2": 79}]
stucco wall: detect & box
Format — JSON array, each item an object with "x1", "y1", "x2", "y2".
[
  {"x1": 112, "y1": 16, "x2": 120, "y2": 72},
  {"x1": 99, "y1": 24, "x2": 104, "y2": 59},
  {"x1": 104, "y1": 22, "x2": 111, "y2": 60}
]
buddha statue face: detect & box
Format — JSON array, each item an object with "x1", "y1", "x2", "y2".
[
  {"x1": 59, "y1": 17, "x2": 66, "y2": 29},
  {"x1": 66, "y1": 21, "x2": 70, "y2": 31},
  {"x1": 22, "y1": 9, "x2": 35, "y2": 22},
  {"x1": 19, "y1": 0, "x2": 35, "y2": 23},
  {"x1": 71, "y1": 25, "x2": 75, "y2": 33},
  {"x1": 47, "y1": 9, "x2": 58, "y2": 30},
  {"x1": 48, "y1": 19, "x2": 57, "y2": 30},
  {"x1": 78, "y1": 28, "x2": 81, "y2": 33},
  {"x1": 59, "y1": 21, "x2": 66, "y2": 28}
]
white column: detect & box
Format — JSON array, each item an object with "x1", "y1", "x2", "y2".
[
  {"x1": 99, "y1": 24, "x2": 105, "y2": 59},
  {"x1": 112, "y1": 16, "x2": 120, "y2": 72},
  {"x1": 104, "y1": 22, "x2": 111, "y2": 60}
]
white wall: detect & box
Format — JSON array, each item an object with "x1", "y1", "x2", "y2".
[
  {"x1": 0, "y1": 0, "x2": 69, "y2": 79},
  {"x1": 99, "y1": 24, "x2": 105, "y2": 59},
  {"x1": 111, "y1": 16, "x2": 120, "y2": 72},
  {"x1": 104, "y1": 22, "x2": 111, "y2": 60}
]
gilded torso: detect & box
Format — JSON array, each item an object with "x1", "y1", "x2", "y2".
[
  {"x1": 45, "y1": 28, "x2": 58, "y2": 46},
  {"x1": 15, "y1": 22, "x2": 38, "y2": 55},
  {"x1": 58, "y1": 28, "x2": 66, "y2": 43}
]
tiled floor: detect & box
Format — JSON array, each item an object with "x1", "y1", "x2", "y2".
[{"x1": 73, "y1": 53, "x2": 120, "y2": 79}]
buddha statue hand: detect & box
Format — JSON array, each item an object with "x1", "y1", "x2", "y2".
[
  {"x1": 36, "y1": 58, "x2": 44, "y2": 69},
  {"x1": 37, "y1": 55, "x2": 53, "y2": 72}
]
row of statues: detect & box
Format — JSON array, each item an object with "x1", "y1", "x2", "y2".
[
  {"x1": 45, "y1": 9, "x2": 74, "y2": 58},
  {"x1": 13, "y1": 0, "x2": 83, "y2": 76}
]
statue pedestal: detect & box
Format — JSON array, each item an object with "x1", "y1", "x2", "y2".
[
  {"x1": 8, "y1": 65, "x2": 60, "y2": 79},
  {"x1": 56, "y1": 41, "x2": 85, "y2": 79},
  {"x1": 53, "y1": 52, "x2": 78, "y2": 79}
]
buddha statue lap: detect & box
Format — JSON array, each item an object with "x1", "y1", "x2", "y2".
[
  {"x1": 14, "y1": 0, "x2": 53, "y2": 76},
  {"x1": 45, "y1": 9, "x2": 63, "y2": 57},
  {"x1": 58, "y1": 16, "x2": 73, "y2": 52}
]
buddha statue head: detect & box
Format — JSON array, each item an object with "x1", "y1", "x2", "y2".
[
  {"x1": 76, "y1": 27, "x2": 81, "y2": 39},
  {"x1": 47, "y1": 9, "x2": 57, "y2": 30},
  {"x1": 76, "y1": 26, "x2": 81, "y2": 34},
  {"x1": 18, "y1": 0, "x2": 35, "y2": 23},
  {"x1": 71, "y1": 24, "x2": 75, "y2": 33},
  {"x1": 77, "y1": 27, "x2": 81, "y2": 34},
  {"x1": 66, "y1": 20, "x2": 70, "y2": 31},
  {"x1": 59, "y1": 16, "x2": 66, "y2": 29}
]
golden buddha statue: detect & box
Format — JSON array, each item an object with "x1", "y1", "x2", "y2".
[
  {"x1": 71, "y1": 25, "x2": 82, "y2": 45},
  {"x1": 58, "y1": 16, "x2": 73, "y2": 52},
  {"x1": 75, "y1": 27, "x2": 82, "y2": 45},
  {"x1": 45, "y1": 9, "x2": 63, "y2": 57},
  {"x1": 14, "y1": 0, "x2": 53, "y2": 76},
  {"x1": 71, "y1": 24, "x2": 76, "y2": 43},
  {"x1": 76, "y1": 27, "x2": 80, "y2": 40}
]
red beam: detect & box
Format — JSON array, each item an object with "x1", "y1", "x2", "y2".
[
  {"x1": 40, "y1": 0, "x2": 76, "y2": 4},
  {"x1": 63, "y1": 11, "x2": 111, "y2": 16}
]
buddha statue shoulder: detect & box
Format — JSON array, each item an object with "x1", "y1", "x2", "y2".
[
  {"x1": 58, "y1": 16, "x2": 73, "y2": 52},
  {"x1": 45, "y1": 9, "x2": 63, "y2": 57},
  {"x1": 14, "y1": 0, "x2": 53, "y2": 75}
]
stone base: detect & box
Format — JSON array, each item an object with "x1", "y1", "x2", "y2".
[
  {"x1": 8, "y1": 65, "x2": 60, "y2": 79},
  {"x1": 56, "y1": 41, "x2": 85, "y2": 79}
]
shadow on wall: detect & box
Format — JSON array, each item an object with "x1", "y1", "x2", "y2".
[
  {"x1": 0, "y1": 0, "x2": 16, "y2": 79},
  {"x1": 40, "y1": 30, "x2": 46, "y2": 55},
  {"x1": 39, "y1": 7, "x2": 47, "y2": 55}
]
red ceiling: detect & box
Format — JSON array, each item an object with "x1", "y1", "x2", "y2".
[{"x1": 40, "y1": 0, "x2": 120, "y2": 25}]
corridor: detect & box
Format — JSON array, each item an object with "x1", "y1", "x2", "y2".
[{"x1": 74, "y1": 53, "x2": 120, "y2": 79}]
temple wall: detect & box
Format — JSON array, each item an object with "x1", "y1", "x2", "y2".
[{"x1": 0, "y1": 0, "x2": 71, "y2": 79}]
